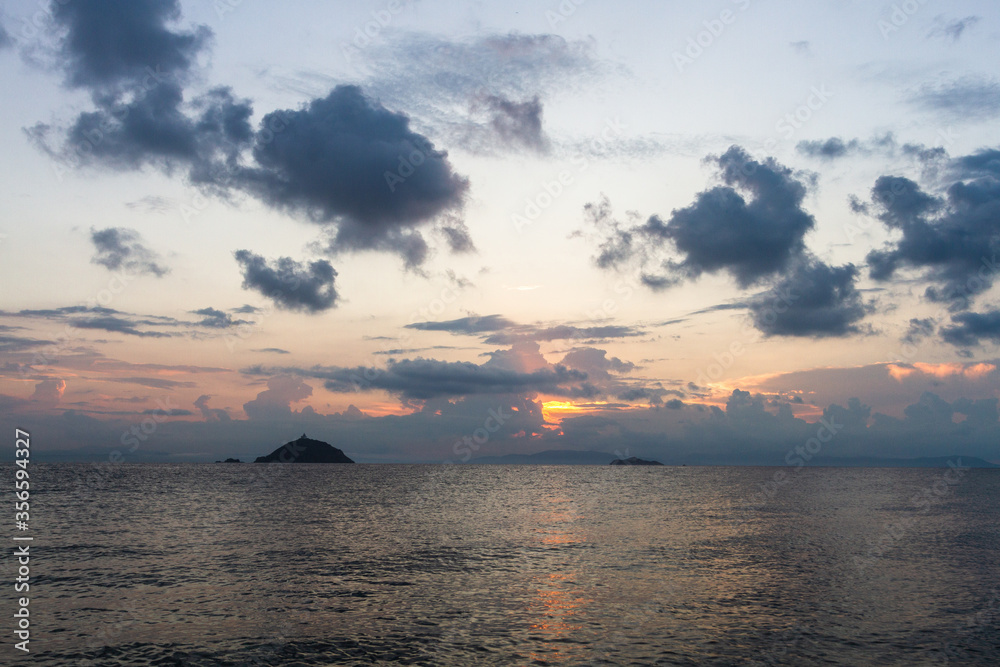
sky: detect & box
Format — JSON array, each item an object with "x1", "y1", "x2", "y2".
[{"x1": 1, "y1": 0, "x2": 1000, "y2": 464}]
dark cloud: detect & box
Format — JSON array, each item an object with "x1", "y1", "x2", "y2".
[
  {"x1": 588, "y1": 147, "x2": 816, "y2": 288},
  {"x1": 0, "y1": 334, "x2": 55, "y2": 353},
  {"x1": 90, "y1": 227, "x2": 168, "y2": 276},
  {"x1": 42, "y1": 0, "x2": 253, "y2": 177},
  {"x1": 0, "y1": 19, "x2": 11, "y2": 49},
  {"x1": 231, "y1": 85, "x2": 468, "y2": 265},
  {"x1": 53, "y1": 0, "x2": 210, "y2": 90},
  {"x1": 233, "y1": 250, "x2": 338, "y2": 313},
  {"x1": 904, "y1": 317, "x2": 938, "y2": 344},
  {"x1": 437, "y1": 219, "x2": 476, "y2": 254},
  {"x1": 909, "y1": 76, "x2": 1000, "y2": 120},
  {"x1": 70, "y1": 315, "x2": 173, "y2": 338},
  {"x1": 301, "y1": 358, "x2": 589, "y2": 401},
  {"x1": 748, "y1": 260, "x2": 872, "y2": 338},
  {"x1": 796, "y1": 137, "x2": 861, "y2": 159},
  {"x1": 191, "y1": 307, "x2": 249, "y2": 329},
  {"x1": 928, "y1": 15, "x2": 980, "y2": 41},
  {"x1": 796, "y1": 133, "x2": 945, "y2": 163},
  {"x1": 254, "y1": 347, "x2": 290, "y2": 355},
  {"x1": 478, "y1": 94, "x2": 548, "y2": 151},
  {"x1": 940, "y1": 311, "x2": 1000, "y2": 347},
  {"x1": 864, "y1": 151, "x2": 1000, "y2": 310},
  {"x1": 406, "y1": 314, "x2": 644, "y2": 344},
  {"x1": 406, "y1": 315, "x2": 516, "y2": 334},
  {"x1": 43, "y1": 4, "x2": 466, "y2": 269}
]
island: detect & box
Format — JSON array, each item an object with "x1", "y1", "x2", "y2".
[
  {"x1": 215, "y1": 458, "x2": 242, "y2": 463},
  {"x1": 254, "y1": 434, "x2": 355, "y2": 463},
  {"x1": 610, "y1": 456, "x2": 663, "y2": 466}
]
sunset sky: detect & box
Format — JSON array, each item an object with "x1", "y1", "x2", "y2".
[{"x1": 2, "y1": 0, "x2": 999, "y2": 463}]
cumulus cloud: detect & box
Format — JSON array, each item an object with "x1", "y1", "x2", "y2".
[
  {"x1": 588, "y1": 146, "x2": 816, "y2": 288},
  {"x1": 38, "y1": 4, "x2": 469, "y2": 269},
  {"x1": 232, "y1": 86, "x2": 469, "y2": 265},
  {"x1": 90, "y1": 227, "x2": 168, "y2": 276},
  {"x1": 749, "y1": 260, "x2": 872, "y2": 338},
  {"x1": 30, "y1": 378, "x2": 65, "y2": 405},
  {"x1": 243, "y1": 376, "x2": 314, "y2": 420},
  {"x1": 194, "y1": 394, "x2": 231, "y2": 422},
  {"x1": 233, "y1": 250, "x2": 338, "y2": 313},
  {"x1": 864, "y1": 149, "x2": 1000, "y2": 310}
]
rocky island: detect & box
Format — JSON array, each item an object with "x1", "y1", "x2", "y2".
[
  {"x1": 254, "y1": 434, "x2": 355, "y2": 463},
  {"x1": 610, "y1": 456, "x2": 663, "y2": 466}
]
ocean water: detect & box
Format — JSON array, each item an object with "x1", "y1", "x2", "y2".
[{"x1": 7, "y1": 463, "x2": 1000, "y2": 665}]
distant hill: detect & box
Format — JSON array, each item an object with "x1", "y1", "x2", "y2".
[
  {"x1": 254, "y1": 434, "x2": 354, "y2": 463},
  {"x1": 469, "y1": 450, "x2": 618, "y2": 465}
]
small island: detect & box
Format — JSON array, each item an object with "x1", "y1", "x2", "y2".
[
  {"x1": 215, "y1": 458, "x2": 242, "y2": 463},
  {"x1": 254, "y1": 434, "x2": 355, "y2": 463},
  {"x1": 610, "y1": 456, "x2": 663, "y2": 466}
]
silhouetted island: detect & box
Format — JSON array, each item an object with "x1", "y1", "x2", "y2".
[
  {"x1": 254, "y1": 434, "x2": 354, "y2": 463},
  {"x1": 610, "y1": 456, "x2": 663, "y2": 466},
  {"x1": 215, "y1": 458, "x2": 242, "y2": 463}
]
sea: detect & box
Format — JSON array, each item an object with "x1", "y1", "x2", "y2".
[{"x1": 7, "y1": 463, "x2": 1000, "y2": 665}]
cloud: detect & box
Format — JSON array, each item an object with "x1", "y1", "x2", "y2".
[
  {"x1": 940, "y1": 311, "x2": 1000, "y2": 347},
  {"x1": 30, "y1": 378, "x2": 65, "y2": 405},
  {"x1": 194, "y1": 394, "x2": 230, "y2": 422},
  {"x1": 789, "y1": 40, "x2": 811, "y2": 55},
  {"x1": 233, "y1": 250, "x2": 338, "y2": 313},
  {"x1": 0, "y1": 334, "x2": 55, "y2": 353},
  {"x1": 748, "y1": 260, "x2": 872, "y2": 338},
  {"x1": 406, "y1": 314, "x2": 645, "y2": 345},
  {"x1": 142, "y1": 408, "x2": 193, "y2": 416},
  {"x1": 863, "y1": 150, "x2": 1000, "y2": 310},
  {"x1": 475, "y1": 94, "x2": 548, "y2": 152},
  {"x1": 254, "y1": 347, "x2": 290, "y2": 354},
  {"x1": 0, "y1": 19, "x2": 11, "y2": 50},
  {"x1": 351, "y1": 32, "x2": 597, "y2": 155},
  {"x1": 191, "y1": 307, "x2": 249, "y2": 329},
  {"x1": 109, "y1": 377, "x2": 197, "y2": 389},
  {"x1": 39, "y1": 3, "x2": 472, "y2": 270},
  {"x1": 39, "y1": 1, "x2": 252, "y2": 176},
  {"x1": 53, "y1": 0, "x2": 210, "y2": 90},
  {"x1": 909, "y1": 76, "x2": 1000, "y2": 120},
  {"x1": 406, "y1": 314, "x2": 516, "y2": 334},
  {"x1": 242, "y1": 376, "x2": 314, "y2": 420},
  {"x1": 90, "y1": 227, "x2": 168, "y2": 276},
  {"x1": 587, "y1": 147, "x2": 816, "y2": 288},
  {"x1": 796, "y1": 137, "x2": 862, "y2": 159},
  {"x1": 231, "y1": 85, "x2": 469, "y2": 266},
  {"x1": 928, "y1": 15, "x2": 980, "y2": 41},
  {"x1": 70, "y1": 315, "x2": 173, "y2": 338},
  {"x1": 483, "y1": 324, "x2": 644, "y2": 345}
]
